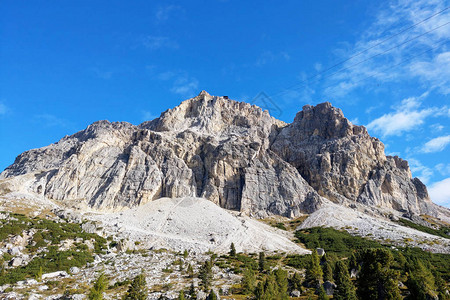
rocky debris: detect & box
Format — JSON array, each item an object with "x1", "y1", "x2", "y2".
[
  {"x1": 89, "y1": 197, "x2": 310, "y2": 254},
  {"x1": 42, "y1": 271, "x2": 69, "y2": 279},
  {"x1": 299, "y1": 202, "x2": 450, "y2": 254},
  {"x1": 290, "y1": 290, "x2": 302, "y2": 297},
  {"x1": 323, "y1": 281, "x2": 336, "y2": 295}
]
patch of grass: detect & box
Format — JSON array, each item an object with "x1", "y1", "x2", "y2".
[{"x1": 397, "y1": 218, "x2": 450, "y2": 239}]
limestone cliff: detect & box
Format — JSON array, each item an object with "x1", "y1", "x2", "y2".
[{"x1": 0, "y1": 91, "x2": 445, "y2": 220}]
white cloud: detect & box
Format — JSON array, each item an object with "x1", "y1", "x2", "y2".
[
  {"x1": 142, "y1": 36, "x2": 178, "y2": 50},
  {"x1": 408, "y1": 157, "x2": 433, "y2": 184},
  {"x1": 141, "y1": 111, "x2": 158, "y2": 121},
  {"x1": 255, "y1": 51, "x2": 290, "y2": 66},
  {"x1": 435, "y1": 163, "x2": 450, "y2": 176},
  {"x1": 428, "y1": 177, "x2": 450, "y2": 207},
  {"x1": 171, "y1": 77, "x2": 199, "y2": 97},
  {"x1": 323, "y1": 0, "x2": 450, "y2": 98},
  {"x1": 0, "y1": 102, "x2": 7, "y2": 115},
  {"x1": 34, "y1": 114, "x2": 70, "y2": 128},
  {"x1": 155, "y1": 5, "x2": 182, "y2": 23},
  {"x1": 366, "y1": 94, "x2": 436, "y2": 137},
  {"x1": 421, "y1": 135, "x2": 450, "y2": 153}
]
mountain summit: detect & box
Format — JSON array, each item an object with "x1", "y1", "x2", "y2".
[{"x1": 0, "y1": 92, "x2": 447, "y2": 223}]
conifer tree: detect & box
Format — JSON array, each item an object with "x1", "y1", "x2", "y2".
[
  {"x1": 207, "y1": 289, "x2": 217, "y2": 300},
  {"x1": 229, "y1": 242, "x2": 236, "y2": 257},
  {"x1": 183, "y1": 249, "x2": 188, "y2": 258},
  {"x1": 199, "y1": 260, "x2": 213, "y2": 291},
  {"x1": 36, "y1": 265, "x2": 43, "y2": 282},
  {"x1": 187, "y1": 263, "x2": 194, "y2": 278},
  {"x1": 188, "y1": 282, "x2": 197, "y2": 299},
  {"x1": 123, "y1": 273, "x2": 147, "y2": 300},
  {"x1": 241, "y1": 267, "x2": 256, "y2": 294},
  {"x1": 274, "y1": 268, "x2": 289, "y2": 300},
  {"x1": 258, "y1": 252, "x2": 266, "y2": 272},
  {"x1": 406, "y1": 259, "x2": 437, "y2": 300},
  {"x1": 306, "y1": 250, "x2": 323, "y2": 287},
  {"x1": 317, "y1": 285, "x2": 329, "y2": 300},
  {"x1": 322, "y1": 261, "x2": 333, "y2": 282},
  {"x1": 289, "y1": 272, "x2": 303, "y2": 292},
  {"x1": 357, "y1": 248, "x2": 401, "y2": 300},
  {"x1": 89, "y1": 272, "x2": 108, "y2": 300},
  {"x1": 177, "y1": 290, "x2": 185, "y2": 300},
  {"x1": 333, "y1": 260, "x2": 357, "y2": 300}
]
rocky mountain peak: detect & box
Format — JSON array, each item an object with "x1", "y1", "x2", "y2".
[
  {"x1": 293, "y1": 101, "x2": 367, "y2": 140},
  {"x1": 0, "y1": 93, "x2": 446, "y2": 222}
]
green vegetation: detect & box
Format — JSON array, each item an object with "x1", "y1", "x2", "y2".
[
  {"x1": 397, "y1": 218, "x2": 450, "y2": 239},
  {"x1": 0, "y1": 212, "x2": 108, "y2": 285},
  {"x1": 88, "y1": 273, "x2": 109, "y2": 300},
  {"x1": 122, "y1": 273, "x2": 147, "y2": 300}
]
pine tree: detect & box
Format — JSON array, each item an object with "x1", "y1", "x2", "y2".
[
  {"x1": 289, "y1": 272, "x2": 303, "y2": 292},
  {"x1": 333, "y1": 260, "x2": 357, "y2": 300},
  {"x1": 123, "y1": 273, "x2": 147, "y2": 300},
  {"x1": 406, "y1": 259, "x2": 437, "y2": 300},
  {"x1": 199, "y1": 260, "x2": 213, "y2": 291},
  {"x1": 241, "y1": 267, "x2": 256, "y2": 294},
  {"x1": 207, "y1": 289, "x2": 217, "y2": 300},
  {"x1": 322, "y1": 261, "x2": 333, "y2": 282},
  {"x1": 187, "y1": 263, "x2": 194, "y2": 278},
  {"x1": 88, "y1": 273, "x2": 108, "y2": 300},
  {"x1": 188, "y1": 282, "x2": 197, "y2": 299},
  {"x1": 306, "y1": 250, "x2": 323, "y2": 287},
  {"x1": 274, "y1": 268, "x2": 289, "y2": 300},
  {"x1": 357, "y1": 249, "x2": 401, "y2": 300},
  {"x1": 258, "y1": 252, "x2": 266, "y2": 272},
  {"x1": 183, "y1": 249, "x2": 188, "y2": 258},
  {"x1": 177, "y1": 290, "x2": 185, "y2": 300},
  {"x1": 317, "y1": 285, "x2": 329, "y2": 300},
  {"x1": 36, "y1": 265, "x2": 43, "y2": 282},
  {"x1": 229, "y1": 242, "x2": 236, "y2": 257}
]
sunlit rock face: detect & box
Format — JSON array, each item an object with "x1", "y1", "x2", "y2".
[{"x1": 1, "y1": 91, "x2": 440, "y2": 219}]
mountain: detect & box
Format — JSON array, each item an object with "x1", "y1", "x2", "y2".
[{"x1": 1, "y1": 91, "x2": 448, "y2": 225}]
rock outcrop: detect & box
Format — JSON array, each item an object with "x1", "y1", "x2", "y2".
[{"x1": 0, "y1": 91, "x2": 446, "y2": 220}]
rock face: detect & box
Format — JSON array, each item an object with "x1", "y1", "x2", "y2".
[{"x1": 0, "y1": 91, "x2": 445, "y2": 219}]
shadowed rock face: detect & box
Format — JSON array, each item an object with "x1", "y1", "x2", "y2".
[{"x1": 0, "y1": 91, "x2": 439, "y2": 218}]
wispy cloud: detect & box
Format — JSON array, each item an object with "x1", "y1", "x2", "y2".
[
  {"x1": 408, "y1": 157, "x2": 433, "y2": 184},
  {"x1": 155, "y1": 5, "x2": 182, "y2": 23},
  {"x1": 421, "y1": 135, "x2": 450, "y2": 153},
  {"x1": 34, "y1": 114, "x2": 71, "y2": 128},
  {"x1": 156, "y1": 70, "x2": 199, "y2": 98},
  {"x1": 322, "y1": 0, "x2": 450, "y2": 98},
  {"x1": 435, "y1": 163, "x2": 450, "y2": 176},
  {"x1": 91, "y1": 67, "x2": 113, "y2": 79},
  {"x1": 142, "y1": 36, "x2": 178, "y2": 50},
  {"x1": 0, "y1": 102, "x2": 7, "y2": 115},
  {"x1": 366, "y1": 93, "x2": 438, "y2": 137},
  {"x1": 171, "y1": 76, "x2": 199, "y2": 97},
  {"x1": 141, "y1": 111, "x2": 158, "y2": 122},
  {"x1": 255, "y1": 51, "x2": 290, "y2": 66},
  {"x1": 428, "y1": 177, "x2": 450, "y2": 206}
]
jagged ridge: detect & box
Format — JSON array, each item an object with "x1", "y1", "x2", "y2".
[{"x1": 0, "y1": 91, "x2": 446, "y2": 221}]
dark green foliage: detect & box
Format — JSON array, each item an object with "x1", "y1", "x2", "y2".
[
  {"x1": 89, "y1": 273, "x2": 108, "y2": 300},
  {"x1": 123, "y1": 273, "x2": 147, "y2": 300},
  {"x1": 177, "y1": 290, "x2": 185, "y2": 300},
  {"x1": 296, "y1": 227, "x2": 382, "y2": 256},
  {"x1": 305, "y1": 250, "x2": 323, "y2": 287},
  {"x1": 285, "y1": 254, "x2": 310, "y2": 269},
  {"x1": 187, "y1": 263, "x2": 194, "y2": 278},
  {"x1": 199, "y1": 260, "x2": 213, "y2": 291},
  {"x1": 207, "y1": 289, "x2": 217, "y2": 300},
  {"x1": 241, "y1": 267, "x2": 255, "y2": 294},
  {"x1": 274, "y1": 222, "x2": 287, "y2": 230},
  {"x1": 273, "y1": 268, "x2": 288, "y2": 300},
  {"x1": 183, "y1": 249, "x2": 188, "y2": 258},
  {"x1": 406, "y1": 259, "x2": 438, "y2": 300},
  {"x1": 188, "y1": 282, "x2": 196, "y2": 299},
  {"x1": 322, "y1": 260, "x2": 333, "y2": 282},
  {"x1": 0, "y1": 212, "x2": 108, "y2": 285},
  {"x1": 333, "y1": 261, "x2": 357, "y2": 300},
  {"x1": 357, "y1": 248, "x2": 401, "y2": 300},
  {"x1": 258, "y1": 252, "x2": 266, "y2": 272},
  {"x1": 229, "y1": 242, "x2": 236, "y2": 257},
  {"x1": 317, "y1": 285, "x2": 329, "y2": 300},
  {"x1": 289, "y1": 272, "x2": 303, "y2": 292},
  {"x1": 397, "y1": 218, "x2": 450, "y2": 239}
]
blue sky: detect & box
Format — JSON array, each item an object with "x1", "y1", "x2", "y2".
[{"x1": 1, "y1": 0, "x2": 449, "y2": 206}]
